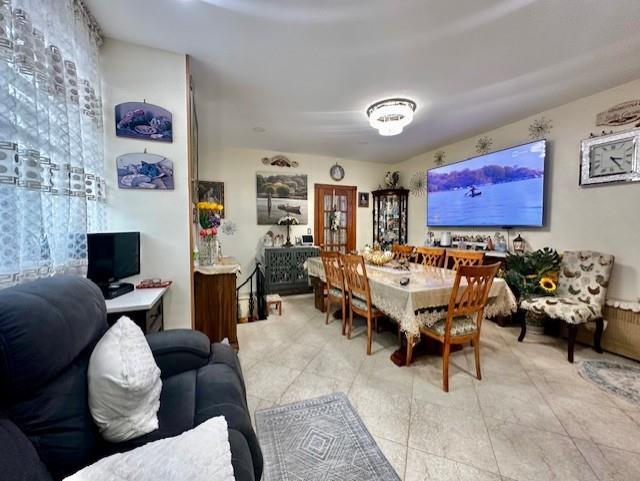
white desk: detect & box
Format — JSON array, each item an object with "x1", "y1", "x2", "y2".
[
  {"x1": 105, "y1": 286, "x2": 169, "y2": 333},
  {"x1": 105, "y1": 287, "x2": 168, "y2": 314}
]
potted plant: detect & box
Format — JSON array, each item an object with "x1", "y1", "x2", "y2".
[{"x1": 503, "y1": 248, "x2": 561, "y2": 333}]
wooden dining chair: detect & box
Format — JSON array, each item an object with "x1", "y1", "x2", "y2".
[
  {"x1": 391, "y1": 244, "x2": 415, "y2": 262},
  {"x1": 419, "y1": 263, "x2": 500, "y2": 392},
  {"x1": 342, "y1": 254, "x2": 385, "y2": 355},
  {"x1": 415, "y1": 246, "x2": 446, "y2": 267},
  {"x1": 445, "y1": 250, "x2": 485, "y2": 271},
  {"x1": 320, "y1": 250, "x2": 347, "y2": 334}
]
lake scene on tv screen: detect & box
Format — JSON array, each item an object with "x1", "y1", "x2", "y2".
[{"x1": 427, "y1": 140, "x2": 545, "y2": 227}]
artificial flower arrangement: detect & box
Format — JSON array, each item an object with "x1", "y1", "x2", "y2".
[
  {"x1": 198, "y1": 201, "x2": 223, "y2": 238},
  {"x1": 503, "y1": 247, "x2": 561, "y2": 300}
]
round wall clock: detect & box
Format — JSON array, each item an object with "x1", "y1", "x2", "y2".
[{"x1": 330, "y1": 163, "x2": 345, "y2": 181}]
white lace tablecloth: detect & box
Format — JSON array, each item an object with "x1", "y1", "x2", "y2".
[{"x1": 305, "y1": 257, "x2": 517, "y2": 337}]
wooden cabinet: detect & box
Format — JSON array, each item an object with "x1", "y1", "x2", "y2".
[
  {"x1": 264, "y1": 246, "x2": 320, "y2": 295},
  {"x1": 372, "y1": 188, "x2": 409, "y2": 250},
  {"x1": 194, "y1": 270, "x2": 238, "y2": 349}
]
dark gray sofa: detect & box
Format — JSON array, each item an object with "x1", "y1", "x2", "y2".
[{"x1": 0, "y1": 276, "x2": 262, "y2": 481}]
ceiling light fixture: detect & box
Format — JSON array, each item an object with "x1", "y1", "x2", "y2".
[{"x1": 366, "y1": 98, "x2": 417, "y2": 136}]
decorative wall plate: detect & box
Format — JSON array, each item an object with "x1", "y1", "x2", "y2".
[
  {"x1": 115, "y1": 101, "x2": 172, "y2": 142},
  {"x1": 116, "y1": 152, "x2": 174, "y2": 190},
  {"x1": 330, "y1": 163, "x2": 345, "y2": 181},
  {"x1": 261, "y1": 155, "x2": 299, "y2": 168}
]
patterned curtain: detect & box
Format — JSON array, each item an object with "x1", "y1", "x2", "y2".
[{"x1": 0, "y1": 0, "x2": 105, "y2": 287}]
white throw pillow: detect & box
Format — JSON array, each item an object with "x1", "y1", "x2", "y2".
[
  {"x1": 88, "y1": 316, "x2": 162, "y2": 442},
  {"x1": 64, "y1": 416, "x2": 235, "y2": 481}
]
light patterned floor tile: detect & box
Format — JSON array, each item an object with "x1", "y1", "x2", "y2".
[{"x1": 405, "y1": 448, "x2": 501, "y2": 481}]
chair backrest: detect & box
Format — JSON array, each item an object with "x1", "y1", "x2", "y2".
[
  {"x1": 446, "y1": 250, "x2": 485, "y2": 271},
  {"x1": 392, "y1": 244, "x2": 415, "y2": 261},
  {"x1": 415, "y1": 246, "x2": 446, "y2": 267},
  {"x1": 444, "y1": 263, "x2": 500, "y2": 336},
  {"x1": 557, "y1": 251, "x2": 614, "y2": 308},
  {"x1": 320, "y1": 250, "x2": 345, "y2": 291},
  {"x1": 0, "y1": 276, "x2": 109, "y2": 480},
  {"x1": 342, "y1": 254, "x2": 373, "y2": 308}
]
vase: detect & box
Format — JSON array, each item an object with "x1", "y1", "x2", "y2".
[{"x1": 200, "y1": 236, "x2": 219, "y2": 266}]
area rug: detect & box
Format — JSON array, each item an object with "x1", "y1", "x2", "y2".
[
  {"x1": 578, "y1": 360, "x2": 640, "y2": 405},
  {"x1": 255, "y1": 392, "x2": 401, "y2": 481}
]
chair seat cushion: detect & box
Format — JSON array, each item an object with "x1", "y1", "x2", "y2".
[
  {"x1": 521, "y1": 296, "x2": 600, "y2": 325},
  {"x1": 423, "y1": 316, "x2": 477, "y2": 337},
  {"x1": 350, "y1": 295, "x2": 381, "y2": 314},
  {"x1": 328, "y1": 287, "x2": 344, "y2": 298}
]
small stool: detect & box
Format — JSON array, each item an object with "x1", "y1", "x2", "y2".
[{"x1": 266, "y1": 294, "x2": 282, "y2": 315}]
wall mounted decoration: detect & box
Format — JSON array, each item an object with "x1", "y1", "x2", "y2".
[
  {"x1": 434, "y1": 150, "x2": 446, "y2": 166},
  {"x1": 384, "y1": 171, "x2": 400, "y2": 188},
  {"x1": 358, "y1": 192, "x2": 369, "y2": 208},
  {"x1": 261, "y1": 155, "x2": 299, "y2": 168},
  {"x1": 409, "y1": 171, "x2": 426, "y2": 197},
  {"x1": 596, "y1": 100, "x2": 640, "y2": 127},
  {"x1": 197, "y1": 181, "x2": 225, "y2": 218},
  {"x1": 475, "y1": 136, "x2": 493, "y2": 155},
  {"x1": 256, "y1": 172, "x2": 308, "y2": 225},
  {"x1": 221, "y1": 220, "x2": 237, "y2": 236},
  {"x1": 116, "y1": 152, "x2": 174, "y2": 190},
  {"x1": 528, "y1": 116, "x2": 553, "y2": 140},
  {"x1": 580, "y1": 127, "x2": 640, "y2": 186},
  {"x1": 115, "y1": 101, "x2": 173, "y2": 142},
  {"x1": 330, "y1": 163, "x2": 345, "y2": 181}
]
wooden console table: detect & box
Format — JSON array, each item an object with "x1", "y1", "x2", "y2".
[{"x1": 194, "y1": 257, "x2": 241, "y2": 349}]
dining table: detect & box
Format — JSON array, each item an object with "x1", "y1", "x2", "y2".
[{"x1": 304, "y1": 256, "x2": 518, "y2": 365}]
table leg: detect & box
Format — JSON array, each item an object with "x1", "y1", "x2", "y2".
[{"x1": 390, "y1": 332, "x2": 420, "y2": 367}]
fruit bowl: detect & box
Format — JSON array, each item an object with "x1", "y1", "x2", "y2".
[{"x1": 363, "y1": 250, "x2": 393, "y2": 266}]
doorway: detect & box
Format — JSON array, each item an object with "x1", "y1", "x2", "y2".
[{"x1": 314, "y1": 184, "x2": 357, "y2": 253}]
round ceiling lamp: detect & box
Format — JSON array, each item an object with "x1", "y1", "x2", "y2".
[{"x1": 366, "y1": 98, "x2": 417, "y2": 136}]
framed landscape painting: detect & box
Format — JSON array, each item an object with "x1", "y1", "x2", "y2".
[
  {"x1": 256, "y1": 172, "x2": 308, "y2": 225},
  {"x1": 198, "y1": 181, "x2": 225, "y2": 218}
]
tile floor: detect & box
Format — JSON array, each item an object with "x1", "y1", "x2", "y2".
[{"x1": 238, "y1": 294, "x2": 640, "y2": 481}]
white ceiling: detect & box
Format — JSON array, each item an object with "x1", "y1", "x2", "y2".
[{"x1": 87, "y1": 0, "x2": 640, "y2": 163}]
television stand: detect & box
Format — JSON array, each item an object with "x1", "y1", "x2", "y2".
[{"x1": 100, "y1": 282, "x2": 134, "y2": 300}]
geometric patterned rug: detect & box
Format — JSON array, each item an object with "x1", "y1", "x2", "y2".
[
  {"x1": 255, "y1": 392, "x2": 401, "y2": 481},
  {"x1": 578, "y1": 360, "x2": 640, "y2": 405}
]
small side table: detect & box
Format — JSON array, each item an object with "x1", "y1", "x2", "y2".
[
  {"x1": 105, "y1": 286, "x2": 168, "y2": 334},
  {"x1": 267, "y1": 294, "x2": 282, "y2": 315}
]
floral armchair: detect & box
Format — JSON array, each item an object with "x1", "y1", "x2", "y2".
[{"x1": 519, "y1": 251, "x2": 614, "y2": 363}]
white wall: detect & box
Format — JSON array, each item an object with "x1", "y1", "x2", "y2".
[
  {"x1": 101, "y1": 39, "x2": 192, "y2": 329},
  {"x1": 395, "y1": 78, "x2": 640, "y2": 302},
  {"x1": 199, "y1": 147, "x2": 387, "y2": 279}
]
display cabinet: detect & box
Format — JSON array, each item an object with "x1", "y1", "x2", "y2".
[{"x1": 372, "y1": 188, "x2": 409, "y2": 250}]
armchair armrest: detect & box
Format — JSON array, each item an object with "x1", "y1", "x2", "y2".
[{"x1": 146, "y1": 329, "x2": 211, "y2": 378}]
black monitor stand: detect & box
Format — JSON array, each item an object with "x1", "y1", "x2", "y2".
[{"x1": 99, "y1": 282, "x2": 134, "y2": 300}]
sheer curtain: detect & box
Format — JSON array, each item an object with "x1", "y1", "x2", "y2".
[{"x1": 0, "y1": 0, "x2": 105, "y2": 287}]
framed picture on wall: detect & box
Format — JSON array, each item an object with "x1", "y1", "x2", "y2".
[
  {"x1": 115, "y1": 101, "x2": 173, "y2": 142},
  {"x1": 116, "y1": 152, "x2": 174, "y2": 190},
  {"x1": 358, "y1": 192, "x2": 369, "y2": 207},
  {"x1": 197, "y1": 181, "x2": 225, "y2": 218},
  {"x1": 256, "y1": 172, "x2": 308, "y2": 225}
]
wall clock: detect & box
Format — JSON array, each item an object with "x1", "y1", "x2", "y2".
[
  {"x1": 330, "y1": 163, "x2": 345, "y2": 181},
  {"x1": 580, "y1": 128, "x2": 640, "y2": 186}
]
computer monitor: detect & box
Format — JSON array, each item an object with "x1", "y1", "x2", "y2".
[{"x1": 87, "y1": 232, "x2": 140, "y2": 298}]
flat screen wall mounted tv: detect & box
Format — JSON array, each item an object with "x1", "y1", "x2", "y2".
[{"x1": 427, "y1": 139, "x2": 546, "y2": 227}]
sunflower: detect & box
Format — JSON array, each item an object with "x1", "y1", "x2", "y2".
[{"x1": 539, "y1": 276, "x2": 557, "y2": 294}]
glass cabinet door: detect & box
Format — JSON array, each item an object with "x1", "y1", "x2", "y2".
[{"x1": 372, "y1": 189, "x2": 408, "y2": 250}]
